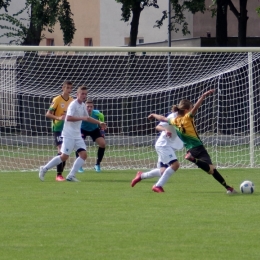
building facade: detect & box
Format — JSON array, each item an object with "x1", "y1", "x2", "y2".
[
  {"x1": 193, "y1": 0, "x2": 260, "y2": 38},
  {"x1": 41, "y1": 0, "x2": 170, "y2": 47},
  {"x1": 0, "y1": 0, "x2": 260, "y2": 46}
]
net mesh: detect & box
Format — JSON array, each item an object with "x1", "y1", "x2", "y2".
[{"x1": 1, "y1": 47, "x2": 260, "y2": 171}]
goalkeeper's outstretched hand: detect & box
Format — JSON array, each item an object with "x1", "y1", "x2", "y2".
[
  {"x1": 100, "y1": 128, "x2": 105, "y2": 137},
  {"x1": 100, "y1": 122, "x2": 107, "y2": 130}
]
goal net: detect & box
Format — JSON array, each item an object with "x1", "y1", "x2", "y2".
[{"x1": 0, "y1": 46, "x2": 260, "y2": 172}]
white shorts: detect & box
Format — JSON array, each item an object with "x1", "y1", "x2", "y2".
[
  {"x1": 61, "y1": 137, "x2": 86, "y2": 155},
  {"x1": 155, "y1": 146, "x2": 178, "y2": 165}
]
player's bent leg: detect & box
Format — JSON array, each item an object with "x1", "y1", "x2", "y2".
[
  {"x1": 212, "y1": 168, "x2": 237, "y2": 193},
  {"x1": 39, "y1": 155, "x2": 65, "y2": 181},
  {"x1": 96, "y1": 137, "x2": 105, "y2": 148},
  {"x1": 39, "y1": 166, "x2": 47, "y2": 181},
  {"x1": 131, "y1": 167, "x2": 162, "y2": 187},
  {"x1": 152, "y1": 147, "x2": 179, "y2": 192},
  {"x1": 55, "y1": 142, "x2": 66, "y2": 181},
  {"x1": 193, "y1": 159, "x2": 211, "y2": 173},
  {"x1": 95, "y1": 137, "x2": 106, "y2": 172},
  {"x1": 131, "y1": 171, "x2": 143, "y2": 187},
  {"x1": 66, "y1": 148, "x2": 86, "y2": 182},
  {"x1": 75, "y1": 151, "x2": 84, "y2": 173},
  {"x1": 55, "y1": 154, "x2": 69, "y2": 181},
  {"x1": 153, "y1": 160, "x2": 179, "y2": 191},
  {"x1": 56, "y1": 152, "x2": 66, "y2": 181}
]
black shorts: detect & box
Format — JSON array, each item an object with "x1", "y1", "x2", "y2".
[
  {"x1": 188, "y1": 145, "x2": 213, "y2": 165},
  {"x1": 81, "y1": 128, "x2": 103, "y2": 142},
  {"x1": 53, "y1": 131, "x2": 63, "y2": 146}
]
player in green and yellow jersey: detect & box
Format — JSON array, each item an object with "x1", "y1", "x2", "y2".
[
  {"x1": 148, "y1": 89, "x2": 237, "y2": 195},
  {"x1": 46, "y1": 81, "x2": 74, "y2": 181}
]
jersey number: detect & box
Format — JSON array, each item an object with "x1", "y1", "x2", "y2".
[{"x1": 56, "y1": 136, "x2": 63, "y2": 142}]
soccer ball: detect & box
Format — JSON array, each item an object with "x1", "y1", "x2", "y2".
[{"x1": 240, "y1": 180, "x2": 255, "y2": 194}]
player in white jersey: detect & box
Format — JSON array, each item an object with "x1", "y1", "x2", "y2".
[
  {"x1": 131, "y1": 108, "x2": 183, "y2": 192},
  {"x1": 39, "y1": 86, "x2": 107, "y2": 182}
]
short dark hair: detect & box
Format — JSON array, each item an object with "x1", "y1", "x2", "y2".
[
  {"x1": 86, "y1": 99, "x2": 93, "y2": 104},
  {"x1": 63, "y1": 80, "x2": 73, "y2": 86},
  {"x1": 77, "y1": 85, "x2": 88, "y2": 93}
]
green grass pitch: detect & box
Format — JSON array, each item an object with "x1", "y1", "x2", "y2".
[{"x1": 0, "y1": 168, "x2": 259, "y2": 260}]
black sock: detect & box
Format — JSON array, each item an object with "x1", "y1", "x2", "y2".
[
  {"x1": 212, "y1": 169, "x2": 231, "y2": 189},
  {"x1": 57, "y1": 153, "x2": 63, "y2": 176},
  {"x1": 194, "y1": 159, "x2": 210, "y2": 173},
  {"x1": 63, "y1": 160, "x2": 66, "y2": 171},
  {"x1": 96, "y1": 147, "x2": 105, "y2": 165}
]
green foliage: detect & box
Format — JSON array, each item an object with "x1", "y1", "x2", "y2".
[
  {"x1": 115, "y1": 0, "x2": 158, "y2": 22},
  {"x1": 208, "y1": 0, "x2": 217, "y2": 18},
  {"x1": 0, "y1": 0, "x2": 11, "y2": 12},
  {"x1": 115, "y1": 0, "x2": 134, "y2": 22},
  {"x1": 155, "y1": 0, "x2": 205, "y2": 36},
  {"x1": 256, "y1": 6, "x2": 260, "y2": 16},
  {"x1": 0, "y1": 2, "x2": 29, "y2": 44},
  {"x1": 0, "y1": 0, "x2": 76, "y2": 45}
]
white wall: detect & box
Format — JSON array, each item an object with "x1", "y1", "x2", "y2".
[
  {"x1": 0, "y1": 0, "x2": 28, "y2": 44},
  {"x1": 100, "y1": 0, "x2": 168, "y2": 46}
]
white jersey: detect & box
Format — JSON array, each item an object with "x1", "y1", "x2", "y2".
[
  {"x1": 62, "y1": 99, "x2": 89, "y2": 139},
  {"x1": 155, "y1": 112, "x2": 183, "y2": 150}
]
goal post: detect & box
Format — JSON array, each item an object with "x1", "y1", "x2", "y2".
[{"x1": 0, "y1": 45, "x2": 259, "y2": 171}]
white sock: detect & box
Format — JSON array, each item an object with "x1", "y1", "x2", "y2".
[
  {"x1": 155, "y1": 167, "x2": 175, "y2": 187},
  {"x1": 67, "y1": 157, "x2": 85, "y2": 177},
  {"x1": 141, "y1": 168, "x2": 161, "y2": 179},
  {"x1": 44, "y1": 156, "x2": 62, "y2": 171}
]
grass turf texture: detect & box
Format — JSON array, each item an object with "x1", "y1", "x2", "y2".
[{"x1": 0, "y1": 169, "x2": 259, "y2": 260}]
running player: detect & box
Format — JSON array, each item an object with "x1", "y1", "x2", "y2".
[{"x1": 45, "y1": 80, "x2": 74, "y2": 181}]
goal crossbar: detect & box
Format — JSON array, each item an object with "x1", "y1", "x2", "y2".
[{"x1": 1, "y1": 45, "x2": 260, "y2": 53}]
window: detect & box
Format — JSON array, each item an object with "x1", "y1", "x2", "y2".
[
  {"x1": 46, "y1": 38, "x2": 54, "y2": 46},
  {"x1": 124, "y1": 37, "x2": 144, "y2": 45},
  {"x1": 84, "y1": 38, "x2": 93, "y2": 46},
  {"x1": 138, "y1": 38, "x2": 144, "y2": 44},
  {"x1": 124, "y1": 37, "x2": 130, "y2": 45}
]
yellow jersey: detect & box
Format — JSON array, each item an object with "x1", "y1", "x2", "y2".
[
  {"x1": 169, "y1": 112, "x2": 203, "y2": 150},
  {"x1": 49, "y1": 95, "x2": 74, "y2": 132}
]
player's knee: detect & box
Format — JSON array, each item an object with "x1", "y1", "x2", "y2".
[
  {"x1": 57, "y1": 145, "x2": 62, "y2": 153},
  {"x1": 60, "y1": 154, "x2": 69, "y2": 161},
  {"x1": 169, "y1": 160, "x2": 180, "y2": 171},
  {"x1": 77, "y1": 149, "x2": 87, "y2": 160},
  {"x1": 160, "y1": 168, "x2": 166, "y2": 175},
  {"x1": 208, "y1": 164, "x2": 215, "y2": 174},
  {"x1": 96, "y1": 138, "x2": 105, "y2": 148}
]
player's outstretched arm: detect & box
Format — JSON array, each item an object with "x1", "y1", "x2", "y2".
[
  {"x1": 191, "y1": 89, "x2": 215, "y2": 116},
  {"x1": 155, "y1": 125, "x2": 167, "y2": 132},
  {"x1": 85, "y1": 116, "x2": 107, "y2": 130},
  {"x1": 156, "y1": 125, "x2": 172, "y2": 137},
  {"x1": 148, "y1": 113, "x2": 168, "y2": 122}
]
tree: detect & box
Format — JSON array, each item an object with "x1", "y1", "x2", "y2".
[
  {"x1": 228, "y1": 0, "x2": 248, "y2": 46},
  {"x1": 0, "y1": 0, "x2": 11, "y2": 12},
  {"x1": 155, "y1": 0, "x2": 205, "y2": 38},
  {"x1": 210, "y1": 0, "x2": 249, "y2": 46},
  {"x1": 0, "y1": 0, "x2": 76, "y2": 46},
  {"x1": 115, "y1": 0, "x2": 159, "y2": 47},
  {"x1": 210, "y1": 0, "x2": 228, "y2": 46}
]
